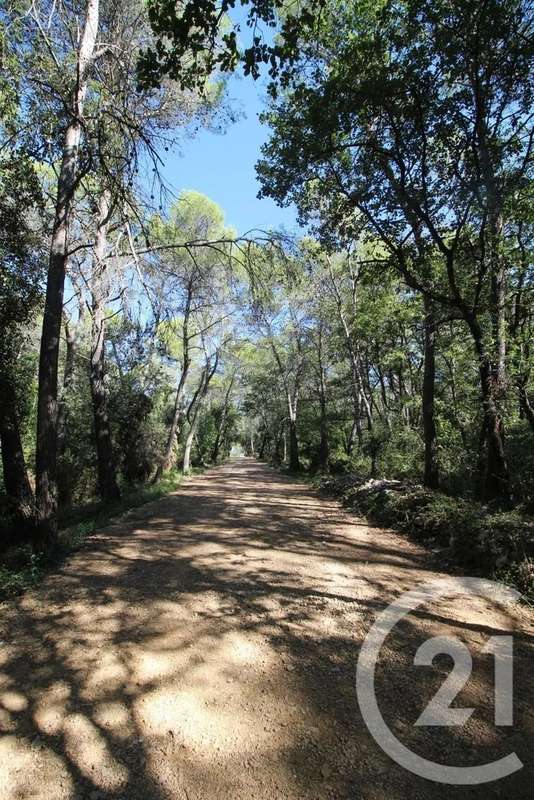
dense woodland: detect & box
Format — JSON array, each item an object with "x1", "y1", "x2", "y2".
[{"x1": 1, "y1": 0, "x2": 533, "y2": 593}]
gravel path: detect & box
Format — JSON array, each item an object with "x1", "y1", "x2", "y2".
[{"x1": 1, "y1": 458, "x2": 533, "y2": 799}]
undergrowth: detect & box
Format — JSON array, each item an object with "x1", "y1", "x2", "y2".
[{"x1": 318, "y1": 475, "x2": 534, "y2": 603}]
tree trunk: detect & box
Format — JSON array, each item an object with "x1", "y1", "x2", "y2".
[
  {"x1": 57, "y1": 317, "x2": 79, "y2": 458},
  {"x1": 346, "y1": 418, "x2": 359, "y2": 456},
  {"x1": 317, "y1": 378, "x2": 329, "y2": 471},
  {"x1": 376, "y1": 366, "x2": 392, "y2": 431},
  {"x1": 444, "y1": 348, "x2": 468, "y2": 448},
  {"x1": 274, "y1": 423, "x2": 284, "y2": 463},
  {"x1": 518, "y1": 382, "x2": 534, "y2": 433},
  {"x1": 422, "y1": 296, "x2": 439, "y2": 489},
  {"x1": 155, "y1": 286, "x2": 193, "y2": 480},
  {"x1": 288, "y1": 417, "x2": 301, "y2": 472},
  {"x1": 183, "y1": 354, "x2": 219, "y2": 474},
  {"x1": 315, "y1": 326, "x2": 329, "y2": 471},
  {"x1": 318, "y1": 413, "x2": 329, "y2": 471},
  {"x1": 282, "y1": 383, "x2": 300, "y2": 471},
  {"x1": 182, "y1": 418, "x2": 198, "y2": 475},
  {"x1": 155, "y1": 365, "x2": 189, "y2": 479},
  {"x1": 341, "y1": 317, "x2": 372, "y2": 439},
  {"x1": 476, "y1": 207, "x2": 510, "y2": 503},
  {"x1": 258, "y1": 431, "x2": 268, "y2": 459},
  {"x1": 211, "y1": 424, "x2": 223, "y2": 464},
  {"x1": 89, "y1": 190, "x2": 121, "y2": 502},
  {"x1": 90, "y1": 302, "x2": 120, "y2": 502},
  {"x1": 35, "y1": 0, "x2": 100, "y2": 548},
  {"x1": 57, "y1": 315, "x2": 83, "y2": 507},
  {"x1": 475, "y1": 112, "x2": 509, "y2": 503},
  {"x1": 268, "y1": 338, "x2": 302, "y2": 470},
  {"x1": 211, "y1": 376, "x2": 234, "y2": 464},
  {"x1": 482, "y1": 375, "x2": 509, "y2": 503},
  {"x1": 0, "y1": 374, "x2": 34, "y2": 532},
  {"x1": 329, "y1": 262, "x2": 372, "y2": 439},
  {"x1": 469, "y1": 315, "x2": 510, "y2": 503}
]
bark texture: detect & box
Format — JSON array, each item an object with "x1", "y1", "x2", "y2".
[
  {"x1": 35, "y1": 0, "x2": 100, "y2": 547},
  {"x1": 89, "y1": 190, "x2": 121, "y2": 502},
  {"x1": 422, "y1": 296, "x2": 439, "y2": 489},
  {"x1": 183, "y1": 354, "x2": 219, "y2": 474},
  {"x1": 155, "y1": 284, "x2": 193, "y2": 480}
]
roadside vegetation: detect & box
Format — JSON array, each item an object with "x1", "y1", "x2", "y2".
[
  {"x1": 319, "y1": 475, "x2": 534, "y2": 602},
  {"x1": 0, "y1": 469, "x2": 184, "y2": 599}
]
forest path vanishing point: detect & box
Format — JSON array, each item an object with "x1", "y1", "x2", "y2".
[{"x1": 1, "y1": 458, "x2": 533, "y2": 800}]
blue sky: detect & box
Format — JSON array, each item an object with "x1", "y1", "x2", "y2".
[{"x1": 160, "y1": 72, "x2": 298, "y2": 236}]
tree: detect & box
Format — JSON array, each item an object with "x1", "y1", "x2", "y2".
[
  {"x1": 32, "y1": 0, "x2": 101, "y2": 546},
  {"x1": 256, "y1": 0, "x2": 534, "y2": 502},
  {"x1": 6, "y1": 0, "x2": 224, "y2": 542},
  {"x1": 182, "y1": 350, "x2": 220, "y2": 474},
  {"x1": 249, "y1": 278, "x2": 309, "y2": 472},
  {"x1": 0, "y1": 15, "x2": 43, "y2": 530},
  {"x1": 148, "y1": 191, "x2": 236, "y2": 476},
  {"x1": 138, "y1": 0, "x2": 322, "y2": 90},
  {"x1": 210, "y1": 371, "x2": 237, "y2": 464},
  {"x1": 87, "y1": 189, "x2": 122, "y2": 501}
]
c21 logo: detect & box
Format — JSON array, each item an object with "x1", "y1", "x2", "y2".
[{"x1": 355, "y1": 577, "x2": 523, "y2": 785}]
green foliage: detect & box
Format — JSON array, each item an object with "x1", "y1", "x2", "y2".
[
  {"x1": 0, "y1": 137, "x2": 44, "y2": 379},
  {"x1": 138, "y1": 0, "x2": 322, "y2": 90},
  {"x1": 112, "y1": 388, "x2": 156, "y2": 484},
  {"x1": 253, "y1": 0, "x2": 534, "y2": 504},
  {"x1": 506, "y1": 422, "x2": 534, "y2": 509},
  {"x1": 371, "y1": 426, "x2": 424, "y2": 481},
  {"x1": 0, "y1": 548, "x2": 46, "y2": 600}
]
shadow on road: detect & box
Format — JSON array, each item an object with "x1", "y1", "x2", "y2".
[{"x1": 1, "y1": 459, "x2": 533, "y2": 799}]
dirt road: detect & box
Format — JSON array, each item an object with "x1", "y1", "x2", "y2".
[{"x1": 1, "y1": 458, "x2": 533, "y2": 799}]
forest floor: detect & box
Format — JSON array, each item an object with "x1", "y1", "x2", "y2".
[{"x1": 1, "y1": 458, "x2": 533, "y2": 800}]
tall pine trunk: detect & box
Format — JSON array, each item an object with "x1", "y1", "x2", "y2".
[
  {"x1": 469, "y1": 315, "x2": 510, "y2": 503},
  {"x1": 155, "y1": 286, "x2": 193, "y2": 480},
  {"x1": 89, "y1": 190, "x2": 121, "y2": 502},
  {"x1": 422, "y1": 296, "x2": 439, "y2": 489},
  {"x1": 475, "y1": 111, "x2": 510, "y2": 503},
  {"x1": 182, "y1": 413, "x2": 200, "y2": 475},
  {"x1": 211, "y1": 377, "x2": 234, "y2": 464},
  {"x1": 183, "y1": 354, "x2": 219, "y2": 474},
  {"x1": 57, "y1": 317, "x2": 79, "y2": 458},
  {"x1": 156, "y1": 368, "x2": 188, "y2": 477},
  {"x1": 35, "y1": 0, "x2": 100, "y2": 548},
  {"x1": 316, "y1": 326, "x2": 329, "y2": 471},
  {"x1": 288, "y1": 417, "x2": 301, "y2": 472},
  {"x1": 330, "y1": 269, "x2": 372, "y2": 444},
  {"x1": 318, "y1": 409, "x2": 329, "y2": 471},
  {"x1": 317, "y1": 374, "x2": 329, "y2": 471},
  {"x1": 57, "y1": 314, "x2": 83, "y2": 506}
]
